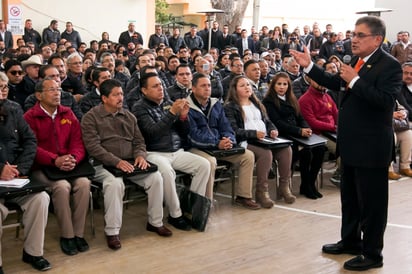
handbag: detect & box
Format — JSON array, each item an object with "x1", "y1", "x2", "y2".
[
  {"x1": 393, "y1": 118, "x2": 409, "y2": 132},
  {"x1": 393, "y1": 101, "x2": 410, "y2": 132},
  {"x1": 179, "y1": 187, "x2": 211, "y2": 232}
]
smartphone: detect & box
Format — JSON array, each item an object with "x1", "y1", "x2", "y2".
[{"x1": 202, "y1": 63, "x2": 210, "y2": 71}]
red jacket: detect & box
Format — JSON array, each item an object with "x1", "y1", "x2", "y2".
[
  {"x1": 298, "y1": 86, "x2": 338, "y2": 135},
  {"x1": 24, "y1": 103, "x2": 86, "y2": 167}
]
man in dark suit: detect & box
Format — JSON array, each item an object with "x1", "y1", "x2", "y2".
[
  {"x1": 290, "y1": 16, "x2": 402, "y2": 271},
  {"x1": 118, "y1": 22, "x2": 143, "y2": 48},
  {"x1": 0, "y1": 20, "x2": 13, "y2": 49},
  {"x1": 235, "y1": 29, "x2": 254, "y2": 57}
]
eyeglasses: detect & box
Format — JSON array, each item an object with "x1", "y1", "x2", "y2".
[
  {"x1": 42, "y1": 88, "x2": 62, "y2": 93},
  {"x1": 352, "y1": 32, "x2": 376, "y2": 39},
  {"x1": 9, "y1": 70, "x2": 23, "y2": 76},
  {"x1": 0, "y1": 85, "x2": 9, "y2": 91},
  {"x1": 177, "y1": 73, "x2": 191, "y2": 76}
]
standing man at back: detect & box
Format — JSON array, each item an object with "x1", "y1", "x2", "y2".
[
  {"x1": 61, "y1": 22, "x2": 82, "y2": 49},
  {"x1": 390, "y1": 31, "x2": 412, "y2": 64},
  {"x1": 42, "y1": 20, "x2": 60, "y2": 45},
  {"x1": 148, "y1": 25, "x2": 169, "y2": 49},
  {"x1": 0, "y1": 20, "x2": 13, "y2": 50},
  {"x1": 118, "y1": 22, "x2": 143, "y2": 48},
  {"x1": 291, "y1": 16, "x2": 402, "y2": 271},
  {"x1": 23, "y1": 19, "x2": 42, "y2": 49}
]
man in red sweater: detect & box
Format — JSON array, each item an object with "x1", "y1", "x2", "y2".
[
  {"x1": 24, "y1": 79, "x2": 91, "y2": 256},
  {"x1": 298, "y1": 76, "x2": 341, "y2": 186}
]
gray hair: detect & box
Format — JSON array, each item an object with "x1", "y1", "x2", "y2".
[
  {"x1": 0, "y1": 71, "x2": 9, "y2": 83},
  {"x1": 66, "y1": 52, "x2": 83, "y2": 64}
]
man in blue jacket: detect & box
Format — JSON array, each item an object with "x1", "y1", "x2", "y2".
[{"x1": 187, "y1": 73, "x2": 259, "y2": 209}]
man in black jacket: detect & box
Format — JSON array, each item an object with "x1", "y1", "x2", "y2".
[
  {"x1": 132, "y1": 73, "x2": 210, "y2": 227},
  {"x1": 118, "y1": 22, "x2": 143, "y2": 48},
  {"x1": 0, "y1": 71, "x2": 51, "y2": 272}
]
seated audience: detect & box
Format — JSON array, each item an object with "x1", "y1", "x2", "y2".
[
  {"x1": 263, "y1": 72, "x2": 325, "y2": 199},
  {"x1": 132, "y1": 73, "x2": 210, "y2": 229},
  {"x1": 187, "y1": 73, "x2": 260, "y2": 209},
  {"x1": 24, "y1": 64, "x2": 83, "y2": 120},
  {"x1": 298, "y1": 75, "x2": 341, "y2": 186},
  {"x1": 224, "y1": 75, "x2": 295, "y2": 205},
  {"x1": 389, "y1": 102, "x2": 412, "y2": 180},
  {"x1": 81, "y1": 79, "x2": 172, "y2": 250},
  {"x1": 0, "y1": 72, "x2": 51, "y2": 272},
  {"x1": 24, "y1": 79, "x2": 91, "y2": 256}
]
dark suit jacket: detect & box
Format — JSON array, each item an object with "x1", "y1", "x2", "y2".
[
  {"x1": 0, "y1": 30, "x2": 13, "y2": 49},
  {"x1": 118, "y1": 31, "x2": 144, "y2": 47},
  {"x1": 235, "y1": 38, "x2": 254, "y2": 56},
  {"x1": 306, "y1": 47, "x2": 402, "y2": 168}
]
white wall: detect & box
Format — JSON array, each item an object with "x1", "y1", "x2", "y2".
[
  {"x1": 242, "y1": 0, "x2": 375, "y2": 34},
  {"x1": 376, "y1": 0, "x2": 412, "y2": 42},
  {"x1": 8, "y1": 0, "x2": 152, "y2": 47}
]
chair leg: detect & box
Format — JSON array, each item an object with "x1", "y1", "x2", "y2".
[
  {"x1": 231, "y1": 168, "x2": 236, "y2": 204},
  {"x1": 89, "y1": 191, "x2": 95, "y2": 236},
  {"x1": 16, "y1": 209, "x2": 23, "y2": 238}
]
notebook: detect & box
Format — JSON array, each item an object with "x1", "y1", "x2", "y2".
[
  {"x1": 0, "y1": 178, "x2": 47, "y2": 199},
  {"x1": 104, "y1": 160, "x2": 158, "y2": 177},
  {"x1": 288, "y1": 134, "x2": 327, "y2": 148},
  {"x1": 0, "y1": 178, "x2": 30, "y2": 188},
  {"x1": 250, "y1": 137, "x2": 293, "y2": 149},
  {"x1": 203, "y1": 146, "x2": 245, "y2": 158},
  {"x1": 323, "y1": 132, "x2": 337, "y2": 142}
]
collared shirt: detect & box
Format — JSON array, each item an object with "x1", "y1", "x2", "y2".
[
  {"x1": 407, "y1": 84, "x2": 412, "y2": 93},
  {"x1": 242, "y1": 38, "x2": 248, "y2": 50},
  {"x1": 39, "y1": 104, "x2": 57, "y2": 119}
]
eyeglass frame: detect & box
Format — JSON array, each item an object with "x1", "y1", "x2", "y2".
[
  {"x1": 351, "y1": 32, "x2": 378, "y2": 39},
  {"x1": 0, "y1": 85, "x2": 9, "y2": 91},
  {"x1": 41, "y1": 87, "x2": 63, "y2": 93}
]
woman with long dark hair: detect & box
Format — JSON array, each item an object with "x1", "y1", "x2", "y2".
[{"x1": 263, "y1": 72, "x2": 325, "y2": 199}]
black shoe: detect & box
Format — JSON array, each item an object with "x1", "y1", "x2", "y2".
[
  {"x1": 313, "y1": 189, "x2": 323, "y2": 198},
  {"x1": 0, "y1": 266, "x2": 3, "y2": 274},
  {"x1": 75, "y1": 236, "x2": 89, "y2": 252},
  {"x1": 22, "y1": 249, "x2": 52, "y2": 271},
  {"x1": 344, "y1": 255, "x2": 383, "y2": 271},
  {"x1": 60, "y1": 237, "x2": 78, "y2": 256},
  {"x1": 300, "y1": 188, "x2": 317, "y2": 199},
  {"x1": 168, "y1": 215, "x2": 191, "y2": 231},
  {"x1": 322, "y1": 241, "x2": 362, "y2": 255},
  {"x1": 268, "y1": 168, "x2": 276, "y2": 179}
]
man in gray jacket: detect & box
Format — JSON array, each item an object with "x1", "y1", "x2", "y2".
[{"x1": 81, "y1": 79, "x2": 172, "y2": 251}]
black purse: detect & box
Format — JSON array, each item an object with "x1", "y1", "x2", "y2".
[
  {"x1": 393, "y1": 101, "x2": 410, "y2": 132},
  {"x1": 179, "y1": 187, "x2": 211, "y2": 232}
]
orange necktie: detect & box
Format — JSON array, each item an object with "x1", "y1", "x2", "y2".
[{"x1": 354, "y1": 58, "x2": 365, "y2": 72}]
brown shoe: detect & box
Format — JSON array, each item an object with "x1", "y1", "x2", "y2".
[
  {"x1": 388, "y1": 171, "x2": 401, "y2": 180},
  {"x1": 146, "y1": 223, "x2": 173, "y2": 237},
  {"x1": 255, "y1": 191, "x2": 274, "y2": 208},
  {"x1": 235, "y1": 196, "x2": 261, "y2": 210},
  {"x1": 106, "y1": 234, "x2": 121, "y2": 250},
  {"x1": 400, "y1": 168, "x2": 412, "y2": 177}
]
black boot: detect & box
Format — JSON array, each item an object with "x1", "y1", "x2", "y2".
[
  {"x1": 299, "y1": 148, "x2": 317, "y2": 199},
  {"x1": 309, "y1": 146, "x2": 326, "y2": 198}
]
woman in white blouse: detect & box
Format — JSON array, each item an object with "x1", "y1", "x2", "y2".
[{"x1": 224, "y1": 75, "x2": 295, "y2": 207}]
